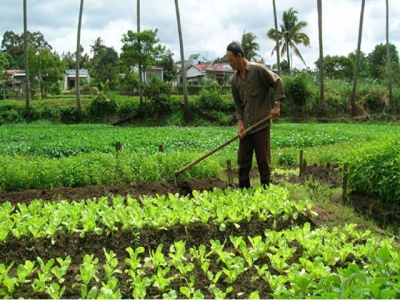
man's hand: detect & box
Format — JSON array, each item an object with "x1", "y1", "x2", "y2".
[
  {"x1": 238, "y1": 120, "x2": 246, "y2": 139},
  {"x1": 271, "y1": 102, "x2": 281, "y2": 119}
]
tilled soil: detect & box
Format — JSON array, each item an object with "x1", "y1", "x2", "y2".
[{"x1": 0, "y1": 165, "x2": 394, "y2": 299}]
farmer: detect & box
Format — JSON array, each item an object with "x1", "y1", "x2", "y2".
[{"x1": 226, "y1": 41, "x2": 285, "y2": 188}]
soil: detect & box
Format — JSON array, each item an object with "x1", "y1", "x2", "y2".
[{"x1": 0, "y1": 165, "x2": 397, "y2": 299}]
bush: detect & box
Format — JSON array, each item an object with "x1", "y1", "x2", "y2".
[
  {"x1": 196, "y1": 82, "x2": 224, "y2": 111},
  {"x1": 278, "y1": 151, "x2": 297, "y2": 166},
  {"x1": 117, "y1": 98, "x2": 139, "y2": 116},
  {"x1": 342, "y1": 134, "x2": 400, "y2": 204},
  {"x1": 285, "y1": 73, "x2": 310, "y2": 107},
  {"x1": 85, "y1": 89, "x2": 118, "y2": 119},
  {"x1": 144, "y1": 75, "x2": 173, "y2": 115}
]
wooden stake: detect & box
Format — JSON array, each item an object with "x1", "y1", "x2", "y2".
[
  {"x1": 116, "y1": 141, "x2": 121, "y2": 157},
  {"x1": 226, "y1": 160, "x2": 233, "y2": 183},
  {"x1": 342, "y1": 162, "x2": 348, "y2": 205},
  {"x1": 299, "y1": 150, "x2": 304, "y2": 175},
  {"x1": 158, "y1": 145, "x2": 164, "y2": 152}
]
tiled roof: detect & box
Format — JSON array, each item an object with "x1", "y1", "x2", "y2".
[{"x1": 191, "y1": 64, "x2": 232, "y2": 72}]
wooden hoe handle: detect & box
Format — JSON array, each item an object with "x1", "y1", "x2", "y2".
[{"x1": 174, "y1": 115, "x2": 271, "y2": 178}]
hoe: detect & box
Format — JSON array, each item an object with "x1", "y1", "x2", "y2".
[{"x1": 174, "y1": 115, "x2": 271, "y2": 182}]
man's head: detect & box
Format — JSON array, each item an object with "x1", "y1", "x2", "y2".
[{"x1": 226, "y1": 41, "x2": 245, "y2": 70}]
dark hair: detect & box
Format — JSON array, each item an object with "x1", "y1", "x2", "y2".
[{"x1": 227, "y1": 41, "x2": 245, "y2": 57}]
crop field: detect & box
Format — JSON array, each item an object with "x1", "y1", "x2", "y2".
[{"x1": 0, "y1": 122, "x2": 399, "y2": 298}]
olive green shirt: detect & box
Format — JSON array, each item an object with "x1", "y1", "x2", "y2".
[{"x1": 231, "y1": 60, "x2": 285, "y2": 131}]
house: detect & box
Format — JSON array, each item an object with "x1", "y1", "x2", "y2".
[
  {"x1": 127, "y1": 66, "x2": 164, "y2": 84},
  {"x1": 185, "y1": 64, "x2": 233, "y2": 85},
  {"x1": 5, "y1": 70, "x2": 26, "y2": 92},
  {"x1": 187, "y1": 53, "x2": 208, "y2": 65},
  {"x1": 143, "y1": 66, "x2": 163, "y2": 83},
  {"x1": 63, "y1": 69, "x2": 91, "y2": 90}
]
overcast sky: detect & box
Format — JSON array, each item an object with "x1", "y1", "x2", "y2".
[{"x1": 1, "y1": 0, "x2": 399, "y2": 70}]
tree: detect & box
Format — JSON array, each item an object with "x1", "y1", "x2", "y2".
[
  {"x1": 120, "y1": 30, "x2": 165, "y2": 89},
  {"x1": 348, "y1": 51, "x2": 369, "y2": 79},
  {"x1": 316, "y1": 55, "x2": 353, "y2": 80},
  {"x1": 272, "y1": 0, "x2": 281, "y2": 75},
  {"x1": 1, "y1": 30, "x2": 52, "y2": 69},
  {"x1": 23, "y1": 0, "x2": 30, "y2": 114},
  {"x1": 386, "y1": 0, "x2": 393, "y2": 111},
  {"x1": 136, "y1": 0, "x2": 143, "y2": 110},
  {"x1": 76, "y1": 0, "x2": 84, "y2": 121},
  {"x1": 157, "y1": 49, "x2": 177, "y2": 83},
  {"x1": 61, "y1": 51, "x2": 76, "y2": 69},
  {"x1": 213, "y1": 56, "x2": 228, "y2": 64},
  {"x1": 267, "y1": 7, "x2": 310, "y2": 73},
  {"x1": 0, "y1": 51, "x2": 10, "y2": 71},
  {"x1": 91, "y1": 47, "x2": 119, "y2": 90},
  {"x1": 90, "y1": 37, "x2": 107, "y2": 62},
  {"x1": 28, "y1": 46, "x2": 63, "y2": 98},
  {"x1": 174, "y1": 0, "x2": 191, "y2": 122},
  {"x1": 240, "y1": 31, "x2": 260, "y2": 61},
  {"x1": 1, "y1": 30, "x2": 23, "y2": 58},
  {"x1": 368, "y1": 43, "x2": 399, "y2": 80},
  {"x1": 317, "y1": 0, "x2": 324, "y2": 114},
  {"x1": 350, "y1": 0, "x2": 365, "y2": 117}
]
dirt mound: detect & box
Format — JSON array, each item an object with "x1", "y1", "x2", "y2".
[{"x1": 0, "y1": 178, "x2": 235, "y2": 206}]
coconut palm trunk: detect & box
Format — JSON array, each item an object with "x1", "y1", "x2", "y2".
[
  {"x1": 272, "y1": 0, "x2": 281, "y2": 75},
  {"x1": 137, "y1": 0, "x2": 144, "y2": 113},
  {"x1": 174, "y1": 0, "x2": 191, "y2": 122},
  {"x1": 76, "y1": 0, "x2": 84, "y2": 121},
  {"x1": 386, "y1": 0, "x2": 393, "y2": 113},
  {"x1": 317, "y1": 0, "x2": 324, "y2": 115},
  {"x1": 350, "y1": 0, "x2": 365, "y2": 117},
  {"x1": 23, "y1": 0, "x2": 30, "y2": 114}
]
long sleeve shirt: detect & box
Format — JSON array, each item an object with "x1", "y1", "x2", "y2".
[{"x1": 231, "y1": 60, "x2": 285, "y2": 132}]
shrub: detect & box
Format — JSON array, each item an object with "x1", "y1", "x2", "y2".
[
  {"x1": 342, "y1": 134, "x2": 400, "y2": 204},
  {"x1": 143, "y1": 75, "x2": 173, "y2": 115},
  {"x1": 196, "y1": 82, "x2": 224, "y2": 111},
  {"x1": 285, "y1": 73, "x2": 310, "y2": 107},
  {"x1": 278, "y1": 151, "x2": 297, "y2": 166}
]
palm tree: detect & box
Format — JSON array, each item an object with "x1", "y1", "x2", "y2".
[
  {"x1": 137, "y1": 0, "x2": 144, "y2": 112},
  {"x1": 174, "y1": 0, "x2": 191, "y2": 122},
  {"x1": 23, "y1": 0, "x2": 30, "y2": 114},
  {"x1": 240, "y1": 31, "x2": 259, "y2": 61},
  {"x1": 386, "y1": 0, "x2": 393, "y2": 112},
  {"x1": 272, "y1": 0, "x2": 281, "y2": 75},
  {"x1": 90, "y1": 37, "x2": 106, "y2": 57},
  {"x1": 76, "y1": 0, "x2": 84, "y2": 121},
  {"x1": 267, "y1": 7, "x2": 310, "y2": 73},
  {"x1": 350, "y1": 0, "x2": 365, "y2": 117},
  {"x1": 317, "y1": 0, "x2": 324, "y2": 114}
]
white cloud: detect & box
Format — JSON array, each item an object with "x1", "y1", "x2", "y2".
[{"x1": 0, "y1": 0, "x2": 399, "y2": 70}]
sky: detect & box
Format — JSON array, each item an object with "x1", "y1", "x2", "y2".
[{"x1": 1, "y1": 0, "x2": 399, "y2": 71}]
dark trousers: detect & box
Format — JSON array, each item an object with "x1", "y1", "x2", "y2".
[{"x1": 238, "y1": 127, "x2": 271, "y2": 188}]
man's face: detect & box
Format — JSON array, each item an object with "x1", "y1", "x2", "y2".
[{"x1": 226, "y1": 51, "x2": 240, "y2": 70}]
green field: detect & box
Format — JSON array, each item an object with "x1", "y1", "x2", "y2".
[
  {"x1": 0, "y1": 121, "x2": 398, "y2": 191},
  {"x1": 0, "y1": 121, "x2": 399, "y2": 298}
]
